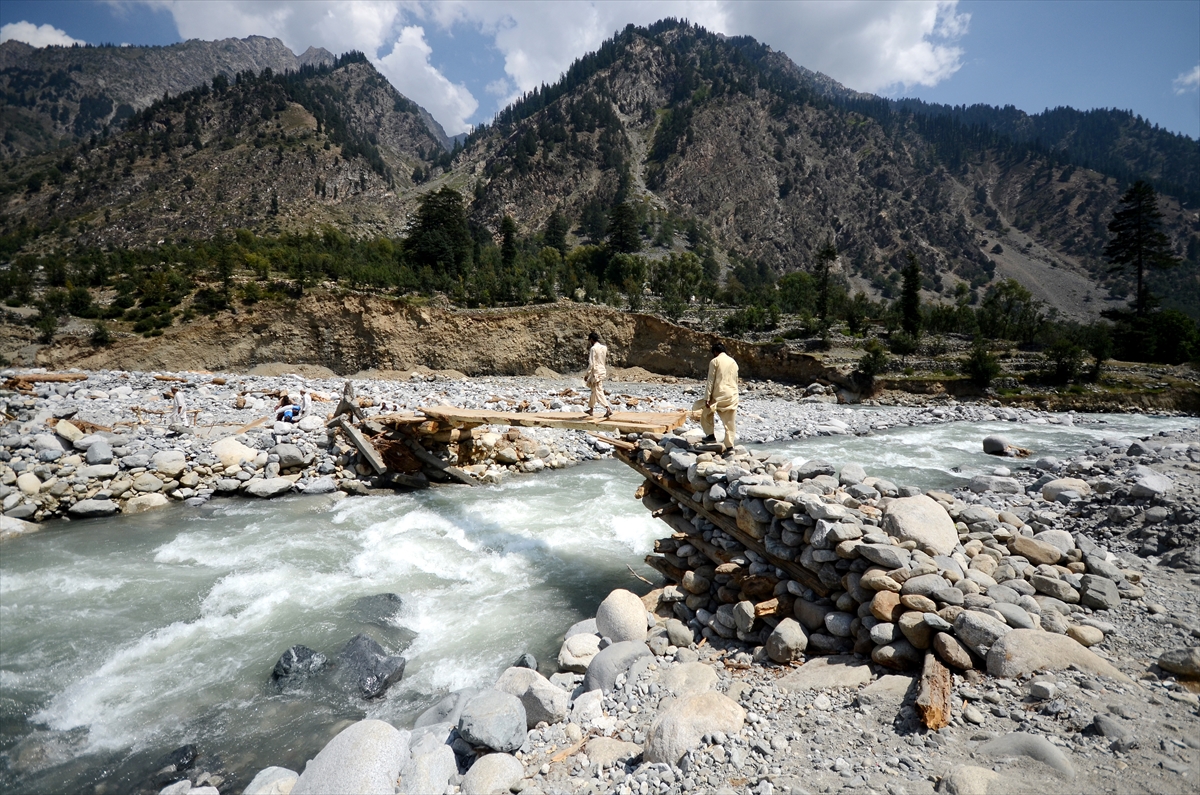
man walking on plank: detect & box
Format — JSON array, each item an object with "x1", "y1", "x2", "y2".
[
  {"x1": 694, "y1": 341, "x2": 738, "y2": 450},
  {"x1": 585, "y1": 331, "x2": 613, "y2": 418}
]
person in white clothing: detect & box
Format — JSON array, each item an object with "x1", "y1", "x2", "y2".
[
  {"x1": 584, "y1": 331, "x2": 613, "y2": 418},
  {"x1": 171, "y1": 387, "x2": 187, "y2": 425},
  {"x1": 692, "y1": 341, "x2": 738, "y2": 450},
  {"x1": 299, "y1": 389, "x2": 313, "y2": 417}
]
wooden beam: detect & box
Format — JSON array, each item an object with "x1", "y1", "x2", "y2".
[
  {"x1": 420, "y1": 405, "x2": 686, "y2": 434},
  {"x1": 916, "y1": 652, "x2": 951, "y2": 731},
  {"x1": 614, "y1": 448, "x2": 828, "y2": 597},
  {"x1": 398, "y1": 436, "x2": 477, "y2": 487},
  {"x1": 333, "y1": 417, "x2": 387, "y2": 475}
]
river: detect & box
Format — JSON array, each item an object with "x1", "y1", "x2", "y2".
[{"x1": 0, "y1": 412, "x2": 1193, "y2": 793}]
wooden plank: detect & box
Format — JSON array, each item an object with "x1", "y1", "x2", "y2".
[
  {"x1": 420, "y1": 405, "x2": 686, "y2": 434},
  {"x1": 398, "y1": 436, "x2": 477, "y2": 487},
  {"x1": 916, "y1": 652, "x2": 952, "y2": 731},
  {"x1": 586, "y1": 431, "x2": 637, "y2": 451},
  {"x1": 614, "y1": 448, "x2": 828, "y2": 597},
  {"x1": 334, "y1": 417, "x2": 387, "y2": 475}
]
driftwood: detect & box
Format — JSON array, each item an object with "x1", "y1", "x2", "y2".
[
  {"x1": 398, "y1": 435, "x2": 477, "y2": 487},
  {"x1": 153, "y1": 375, "x2": 188, "y2": 383},
  {"x1": 333, "y1": 417, "x2": 387, "y2": 475},
  {"x1": 3, "y1": 373, "x2": 88, "y2": 392},
  {"x1": 47, "y1": 416, "x2": 112, "y2": 433},
  {"x1": 916, "y1": 652, "x2": 952, "y2": 731}
]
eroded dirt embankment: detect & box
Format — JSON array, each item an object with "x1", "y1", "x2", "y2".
[{"x1": 10, "y1": 296, "x2": 850, "y2": 386}]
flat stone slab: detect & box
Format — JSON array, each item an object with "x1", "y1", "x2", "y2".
[{"x1": 776, "y1": 655, "x2": 873, "y2": 691}]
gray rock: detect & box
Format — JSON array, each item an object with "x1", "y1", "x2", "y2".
[
  {"x1": 1083, "y1": 553, "x2": 1123, "y2": 582},
  {"x1": 595, "y1": 589, "x2": 649, "y2": 643},
  {"x1": 665, "y1": 618, "x2": 694, "y2": 648},
  {"x1": 415, "y1": 689, "x2": 480, "y2": 728},
  {"x1": 335, "y1": 634, "x2": 406, "y2": 699},
  {"x1": 77, "y1": 464, "x2": 119, "y2": 479},
  {"x1": 457, "y1": 690, "x2": 527, "y2": 753},
  {"x1": 565, "y1": 618, "x2": 598, "y2": 638},
  {"x1": 644, "y1": 691, "x2": 745, "y2": 765},
  {"x1": 859, "y1": 543, "x2": 911, "y2": 570},
  {"x1": 794, "y1": 459, "x2": 836, "y2": 480},
  {"x1": 67, "y1": 499, "x2": 119, "y2": 518},
  {"x1": 1157, "y1": 647, "x2": 1200, "y2": 677},
  {"x1": 85, "y1": 440, "x2": 114, "y2": 465},
  {"x1": 586, "y1": 737, "x2": 642, "y2": 767},
  {"x1": 986, "y1": 630, "x2": 1130, "y2": 681},
  {"x1": 823, "y1": 611, "x2": 855, "y2": 638},
  {"x1": 992, "y1": 603, "x2": 1035, "y2": 629},
  {"x1": 271, "y1": 443, "x2": 306, "y2": 469},
  {"x1": 659, "y1": 661, "x2": 717, "y2": 696},
  {"x1": 982, "y1": 435, "x2": 1011, "y2": 455},
  {"x1": 1030, "y1": 574, "x2": 1079, "y2": 603},
  {"x1": 243, "y1": 767, "x2": 299, "y2": 795},
  {"x1": 978, "y1": 732, "x2": 1074, "y2": 777},
  {"x1": 151, "y1": 449, "x2": 187, "y2": 479},
  {"x1": 303, "y1": 476, "x2": 337, "y2": 494},
  {"x1": 460, "y1": 753, "x2": 523, "y2": 795},
  {"x1": 882, "y1": 495, "x2": 958, "y2": 554},
  {"x1": 243, "y1": 477, "x2": 294, "y2": 498},
  {"x1": 777, "y1": 655, "x2": 872, "y2": 691},
  {"x1": 271, "y1": 645, "x2": 327, "y2": 687},
  {"x1": 582, "y1": 641, "x2": 652, "y2": 693},
  {"x1": 969, "y1": 475, "x2": 1021, "y2": 494},
  {"x1": 839, "y1": 462, "x2": 866, "y2": 486},
  {"x1": 953, "y1": 610, "x2": 1011, "y2": 658},
  {"x1": 1079, "y1": 575, "x2": 1121, "y2": 611},
  {"x1": 856, "y1": 675, "x2": 912, "y2": 706},
  {"x1": 398, "y1": 731, "x2": 456, "y2": 795},
  {"x1": 940, "y1": 765, "x2": 1000, "y2": 795},
  {"x1": 765, "y1": 618, "x2": 808, "y2": 663},
  {"x1": 1129, "y1": 464, "x2": 1172, "y2": 498},
  {"x1": 494, "y1": 667, "x2": 569, "y2": 728},
  {"x1": 292, "y1": 719, "x2": 410, "y2": 795},
  {"x1": 901, "y1": 573, "x2": 950, "y2": 597}
]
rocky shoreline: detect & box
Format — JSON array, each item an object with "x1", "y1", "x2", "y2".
[{"x1": 2, "y1": 367, "x2": 1197, "y2": 795}]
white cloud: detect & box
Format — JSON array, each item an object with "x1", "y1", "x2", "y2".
[
  {"x1": 377, "y1": 26, "x2": 478, "y2": 134},
  {"x1": 1174, "y1": 64, "x2": 1200, "y2": 95},
  {"x1": 0, "y1": 21, "x2": 86, "y2": 48}
]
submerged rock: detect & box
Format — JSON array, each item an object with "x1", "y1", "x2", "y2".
[
  {"x1": 334, "y1": 634, "x2": 406, "y2": 699},
  {"x1": 271, "y1": 645, "x2": 328, "y2": 688}
]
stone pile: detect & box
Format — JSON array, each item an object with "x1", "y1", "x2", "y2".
[{"x1": 634, "y1": 430, "x2": 1145, "y2": 676}]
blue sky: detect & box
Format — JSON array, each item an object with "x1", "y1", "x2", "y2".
[{"x1": 2, "y1": 1, "x2": 1197, "y2": 138}]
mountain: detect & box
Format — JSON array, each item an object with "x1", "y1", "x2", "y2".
[
  {"x1": 0, "y1": 52, "x2": 461, "y2": 246},
  {"x1": 0, "y1": 36, "x2": 451, "y2": 158},
  {"x1": 0, "y1": 21, "x2": 1196, "y2": 321},
  {"x1": 459, "y1": 20, "x2": 1198, "y2": 317}
]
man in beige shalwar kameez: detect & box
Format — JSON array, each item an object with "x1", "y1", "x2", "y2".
[
  {"x1": 693, "y1": 342, "x2": 738, "y2": 450},
  {"x1": 585, "y1": 331, "x2": 613, "y2": 418}
]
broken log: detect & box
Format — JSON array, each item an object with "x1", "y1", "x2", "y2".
[
  {"x1": 3, "y1": 373, "x2": 88, "y2": 391},
  {"x1": 333, "y1": 417, "x2": 387, "y2": 475},
  {"x1": 644, "y1": 554, "x2": 686, "y2": 582},
  {"x1": 398, "y1": 435, "x2": 477, "y2": 487},
  {"x1": 916, "y1": 652, "x2": 952, "y2": 731}
]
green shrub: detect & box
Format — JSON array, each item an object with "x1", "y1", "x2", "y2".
[
  {"x1": 90, "y1": 321, "x2": 112, "y2": 346},
  {"x1": 888, "y1": 331, "x2": 919, "y2": 356},
  {"x1": 854, "y1": 338, "x2": 890, "y2": 388},
  {"x1": 963, "y1": 340, "x2": 1002, "y2": 388}
]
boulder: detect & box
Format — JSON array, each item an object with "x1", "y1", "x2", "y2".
[
  {"x1": 1078, "y1": 575, "x2": 1120, "y2": 611},
  {"x1": 659, "y1": 662, "x2": 717, "y2": 696},
  {"x1": 986, "y1": 629, "x2": 1131, "y2": 681},
  {"x1": 415, "y1": 689, "x2": 479, "y2": 728},
  {"x1": 1008, "y1": 534, "x2": 1064, "y2": 566},
  {"x1": 122, "y1": 493, "x2": 171, "y2": 514},
  {"x1": 581, "y1": 641, "x2": 652, "y2": 693},
  {"x1": 595, "y1": 589, "x2": 649, "y2": 643},
  {"x1": 67, "y1": 499, "x2": 119, "y2": 518},
  {"x1": 212, "y1": 437, "x2": 257, "y2": 469},
  {"x1": 152, "y1": 450, "x2": 187, "y2": 479},
  {"x1": 557, "y1": 632, "x2": 600, "y2": 673},
  {"x1": 271, "y1": 645, "x2": 328, "y2": 687},
  {"x1": 940, "y1": 765, "x2": 1000, "y2": 795},
  {"x1": 586, "y1": 737, "x2": 642, "y2": 768},
  {"x1": 978, "y1": 732, "x2": 1074, "y2": 778},
  {"x1": 15, "y1": 472, "x2": 40, "y2": 496},
  {"x1": 133, "y1": 473, "x2": 164, "y2": 493},
  {"x1": 303, "y1": 476, "x2": 337, "y2": 494},
  {"x1": 457, "y1": 690, "x2": 527, "y2": 753},
  {"x1": 933, "y1": 633, "x2": 975, "y2": 670},
  {"x1": 1157, "y1": 647, "x2": 1200, "y2": 677},
  {"x1": 85, "y1": 440, "x2": 114, "y2": 465},
  {"x1": 882, "y1": 495, "x2": 957, "y2": 555},
  {"x1": 776, "y1": 655, "x2": 872, "y2": 691},
  {"x1": 494, "y1": 667, "x2": 569, "y2": 728},
  {"x1": 952, "y1": 610, "x2": 1011, "y2": 658},
  {"x1": 243, "y1": 766, "x2": 300, "y2": 795},
  {"x1": 271, "y1": 443, "x2": 306, "y2": 469},
  {"x1": 297, "y1": 415, "x2": 325, "y2": 432},
  {"x1": 644, "y1": 691, "x2": 745, "y2": 765},
  {"x1": 765, "y1": 618, "x2": 808, "y2": 663},
  {"x1": 244, "y1": 478, "x2": 294, "y2": 498},
  {"x1": 398, "y1": 731, "x2": 456, "y2": 795},
  {"x1": 459, "y1": 753, "x2": 524, "y2": 795},
  {"x1": 968, "y1": 475, "x2": 1021, "y2": 494},
  {"x1": 77, "y1": 464, "x2": 119, "y2": 479},
  {"x1": 334, "y1": 634, "x2": 406, "y2": 699},
  {"x1": 982, "y1": 435, "x2": 1010, "y2": 455},
  {"x1": 1129, "y1": 465, "x2": 1172, "y2": 498},
  {"x1": 291, "y1": 719, "x2": 410, "y2": 795},
  {"x1": 54, "y1": 420, "x2": 84, "y2": 443},
  {"x1": 1041, "y1": 478, "x2": 1091, "y2": 502}
]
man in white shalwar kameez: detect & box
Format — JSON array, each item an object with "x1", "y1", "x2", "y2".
[
  {"x1": 585, "y1": 331, "x2": 613, "y2": 418},
  {"x1": 693, "y1": 341, "x2": 738, "y2": 450}
]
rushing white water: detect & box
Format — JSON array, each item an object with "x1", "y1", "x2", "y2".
[{"x1": 0, "y1": 413, "x2": 1193, "y2": 792}]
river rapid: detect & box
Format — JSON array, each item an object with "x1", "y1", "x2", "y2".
[{"x1": 0, "y1": 412, "x2": 1193, "y2": 793}]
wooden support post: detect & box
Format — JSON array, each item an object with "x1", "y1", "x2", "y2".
[
  {"x1": 333, "y1": 417, "x2": 387, "y2": 475},
  {"x1": 916, "y1": 652, "x2": 952, "y2": 731}
]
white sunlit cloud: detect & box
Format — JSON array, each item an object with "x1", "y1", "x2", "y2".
[
  {"x1": 145, "y1": 0, "x2": 970, "y2": 135},
  {"x1": 1173, "y1": 65, "x2": 1200, "y2": 95},
  {"x1": 0, "y1": 21, "x2": 86, "y2": 48}
]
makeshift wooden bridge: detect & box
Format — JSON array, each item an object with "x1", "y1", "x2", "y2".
[{"x1": 331, "y1": 405, "x2": 688, "y2": 489}]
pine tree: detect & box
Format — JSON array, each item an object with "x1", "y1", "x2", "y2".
[
  {"x1": 1104, "y1": 180, "x2": 1180, "y2": 316},
  {"x1": 814, "y1": 241, "x2": 837, "y2": 321},
  {"x1": 544, "y1": 210, "x2": 569, "y2": 257},
  {"x1": 500, "y1": 216, "x2": 518, "y2": 271},
  {"x1": 606, "y1": 201, "x2": 641, "y2": 254},
  {"x1": 900, "y1": 252, "x2": 923, "y2": 337}
]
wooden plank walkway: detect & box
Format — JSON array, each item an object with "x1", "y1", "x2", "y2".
[{"x1": 416, "y1": 405, "x2": 687, "y2": 435}]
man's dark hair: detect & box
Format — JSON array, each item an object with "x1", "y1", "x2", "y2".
[
  {"x1": 711, "y1": 342, "x2": 726, "y2": 355},
  {"x1": 588, "y1": 331, "x2": 600, "y2": 342}
]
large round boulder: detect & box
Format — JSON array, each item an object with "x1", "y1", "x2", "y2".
[
  {"x1": 291, "y1": 719, "x2": 409, "y2": 795},
  {"x1": 987, "y1": 629, "x2": 1131, "y2": 681},
  {"x1": 581, "y1": 641, "x2": 652, "y2": 693},
  {"x1": 644, "y1": 691, "x2": 745, "y2": 765},
  {"x1": 460, "y1": 753, "x2": 524, "y2": 795},
  {"x1": 882, "y1": 495, "x2": 957, "y2": 555},
  {"x1": 595, "y1": 589, "x2": 649, "y2": 643},
  {"x1": 457, "y1": 690, "x2": 527, "y2": 753},
  {"x1": 494, "y1": 667, "x2": 569, "y2": 728}
]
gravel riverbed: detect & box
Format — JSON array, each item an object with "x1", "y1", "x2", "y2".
[{"x1": 0, "y1": 367, "x2": 1197, "y2": 795}]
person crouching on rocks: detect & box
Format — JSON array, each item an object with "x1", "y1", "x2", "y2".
[
  {"x1": 585, "y1": 331, "x2": 613, "y2": 419},
  {"x1": 275, "y1": 396, "x2": 300, "y2": 423},
  {"x1": 693, "y1": 341, "x2": 738, "y2": 450}
]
